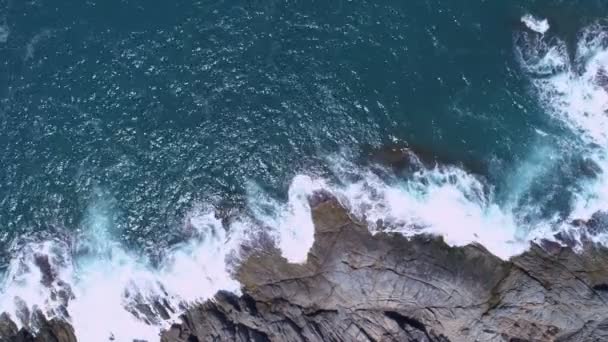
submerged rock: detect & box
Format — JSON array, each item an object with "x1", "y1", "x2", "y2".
[
  {"x1": 0, "y1": 313, "x2": 18, "y2": 337},
  {"x1": 366, "y1": 145, "x2": 424, "y2": 173},
  {"x1": 364, "y1": 143, "x2": 488, "y2": 177}
]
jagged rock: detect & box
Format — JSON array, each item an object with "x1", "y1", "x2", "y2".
[
  {"x1": 0, "y1": 313, "x2": 18, "y2": 339},
  {"x1": 162, "y1": 195, "x2": 608, "y2": 342},
  {"x1": 0, "y1": 312, "x2": 76, "y2": 342},
  {"x1": 597, "y1": 68, "x2": 608, "y2": 94},
  {"x1": 585, "y1": 211, "x2": 608, "y2": 235},
  {"x1": 568, "y1": 210, "x2": 608, "y2": 242}
]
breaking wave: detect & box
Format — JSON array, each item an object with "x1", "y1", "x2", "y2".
[{"x1": 521, "y1": 14, "x2": 550, "y2": 35}]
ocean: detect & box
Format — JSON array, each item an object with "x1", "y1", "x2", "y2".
[{"x1": 1, "y1": 0, "x2": 608, "y2": 340}]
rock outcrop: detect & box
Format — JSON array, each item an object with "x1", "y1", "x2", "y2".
[
  {"x1": 4, "y1": 195, "x2": 608, "y2": 341},
  {"x1": 161, "y1": 196, "x2": 608, "y2": 342},
  {"x1": 0, "y1": 311, "x2": 76, "y2": 342}
]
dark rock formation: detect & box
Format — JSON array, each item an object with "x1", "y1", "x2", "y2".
[
  {"x1": 4, "y1": 195, "x2": 608, "y2": 341},
  {"x1": 160, "y1": 196, "x2": 608, "y2": 342},
  {"x1": 0, "y1": 310, "x2": 76, "y2": 342},
  {"x1": 583, "y1": 211, "x2": 608, "y2": 235},
  {"x1": 566, "y1": 210, "x2": 608, "y2": 246}
]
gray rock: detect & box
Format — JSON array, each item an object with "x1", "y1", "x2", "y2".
[
  {"x1": 0, "y1": 313, "x2": 18, "y2": 339},
  {"x1": 0, "y1": 311, "x2": 76, "y2": 342},
  {"x1": 162, "y1": 196, "x2": 608, "y2": 342}
]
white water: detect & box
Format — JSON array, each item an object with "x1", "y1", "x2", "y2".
[
  {"x1": 3, "y1": 17, "x2": 608, "y2": 342},
  {"x1": 0, "y1": 178, "x2": 328, "y2": 341},
  {"x1": 0, "y1": 154, "x2": 535, "y2": 341},
  {"x1": 0, "y1": 197, "x2": 247, "y2": 341},
  {"x1": 521, "y1": 14, "x2": 550, "y2": 35},
  {"x1": 517, "y1": 21, "x2": 608, "y2": 244}
]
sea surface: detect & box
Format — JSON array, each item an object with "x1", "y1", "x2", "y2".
[{"x1": 1, "y1": 0, "x2": 608, "y2": 340}]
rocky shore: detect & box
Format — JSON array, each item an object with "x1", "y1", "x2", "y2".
[
  {"x1": 158, "y1": 195, "x2": 608, "y2": 342},
  {"x1": 3, "y1": 189, "x2": 608, "y2": 341}
]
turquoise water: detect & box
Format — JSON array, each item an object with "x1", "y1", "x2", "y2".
[
  {"x1": 1, "y1": 1, "x2": 608, "y2": 339},
  {"x1": 0, "y1": 1, "x2": 591, "y2": 252}
]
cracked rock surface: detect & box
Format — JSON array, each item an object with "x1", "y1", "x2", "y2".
[{"x1": 161, "y1": 196, "x2": 608, "y2": 342}]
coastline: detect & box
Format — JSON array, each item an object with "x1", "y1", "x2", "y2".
[{"x1": 3, "y1": 190, "x2": 608, "y2": 341}]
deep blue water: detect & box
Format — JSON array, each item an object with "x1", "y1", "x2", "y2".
[{"x1": 0, "y1": 0, "x2": 607, "y2": 262}]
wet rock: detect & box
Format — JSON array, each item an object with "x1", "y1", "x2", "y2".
[
  {"x1": 597, "y1": 68, "x2": 608, "y2": 93},
  {"x1": 32, "y1": 311, "x2": 76, "y2": 342},
  {"x1": 125, "y1": 288, "x2": 178, "y2": 326},
  {"x1": 214, "y1": 204, "x2": 242, "y2": 230},
  {"x1": 540, "y1": 238, "x2": 562, "y2": 254},
  {"x1": 365, "y1": 143, "x2": 488, "y2": 177},
  {"x1": 569, "y1": 211, "x2": 608, "y2": 239},
  {"x1": 8, "y1": 330, "x2": 35, "y2": 342},
  {"x1": 586, "y1": 211, "x2": 608, "y2": 235},
  {"x1": 33, "y1": 255, "x2": 56, "y2": 287},
  {"x1": 160, "y1": 324, "x2": 198, "y2": 342},
  {"x1": 0, "y1": 313, "x2": 17, "y2": 337},
  {"x1": 0, "y1": 312, "x2": 76, "y2": 342},
  {"x1": 554, "y1": 231, "x2": 578, "y2": 248},
  {"x1": 306, "y1": 190, "x2": 334, "y2": 208},
  {"x1": 13, "y1": 298, "x2": 30, "y2": 330},
  {"x1": 366, "y1": 145, "x2": 423, "y2": 173}
]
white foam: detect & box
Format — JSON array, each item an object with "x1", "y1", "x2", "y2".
[
  {"x1": 69, "y1": 250, "x2": 161, "y2": 342},
  {"x1": 0, "y1": 239, "x2": 74, "y2": 323},
  {"x1": 0, "y1": 173, "x2": 338, "y2": 340},
  {"x1": 275, "y1": 176, "x2": 327, "y2": 262},
  {"x1": 519, "y1": 22, "x2": 608, "y2": 226},
  {"x1": 521, "y1": 14, "x2": 550, "y2": 34},
  {"x1": 325, "y1": 158, "x2": 528, "y2": 259},
  {"x1": 246, "y1": 175, "x2": 327, "y2": 263},
  {"x1": 521, "y1": 24, "x2": 608, "y2": 144},
  {"x1": 0, "y1": 198, "x2": 246, "y2": 341},
  {"x1": 515, "y1": 31, "x2": 568, "y2": 77}
]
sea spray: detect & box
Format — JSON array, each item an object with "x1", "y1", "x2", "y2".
[{"x1": 518, "y1": 23, "x2": 608, "y2": 215}]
